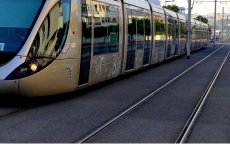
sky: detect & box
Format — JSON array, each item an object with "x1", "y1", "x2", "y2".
[{"x1": 160, "y1": 0, "x2": 230, "y2": 16}]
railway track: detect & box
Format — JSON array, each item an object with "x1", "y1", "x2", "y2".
[
  {"x1": 75, "y1": 45, "x2": 226, "y2": 143},
  {"x1": 176, "y1": 48, "x2": 230, "y2": 143}
]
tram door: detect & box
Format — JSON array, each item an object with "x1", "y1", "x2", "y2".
[{"x1": 79, "y1": 0, "x2": 92, "y2": 85}]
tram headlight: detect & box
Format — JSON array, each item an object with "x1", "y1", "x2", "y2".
[
  {"x1": 5, "y1": 58, "x2": 53, "y2": 80},
  {"x1": 29, "y1": 63, "x2": 38, "y2": 72}
]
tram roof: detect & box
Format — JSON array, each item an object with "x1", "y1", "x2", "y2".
[
  {"x1": 123, "y1": 0, "x2": 150, "y2": 10},
  {"x1": 164, "y1": 8, "x2": 177, "y2": 18}
]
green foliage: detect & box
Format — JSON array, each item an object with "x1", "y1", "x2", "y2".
[
  {"x1": 168, "y1": 23, "x2": 172, "y2": 36},
  {"x1": 155, "y1": 19, "x2": 165, "y2": 35},
  {"x1": 163, "y1": 5, "x2": 179, "y2": 13},
  {"x1": 195, "y1": 15, "x2": 209, "y2": 24}
]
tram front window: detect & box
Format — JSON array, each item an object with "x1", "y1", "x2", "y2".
[{"x1": 0, "y1": 0, "x2": 43, "y2": 56}]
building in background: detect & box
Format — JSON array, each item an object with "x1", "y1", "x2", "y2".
[
  {"x1": 178, "y1": 7, "x2": 185, "y2": 14},
  {"x1": 148, "y1": 0, "x2": 161, "y2": 6},
  {"x1": 206, "y1": 13, "x2": 230, "y2": 41}
]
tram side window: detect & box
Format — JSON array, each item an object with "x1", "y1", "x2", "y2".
[
  {"x1": 145, "y1": 13, "x2": 151, "y2": 48},
  {"x1": 180, "y1": 21, "x2": 186, "y2": 50},
  {"x1": 154, "y1": 12, "x2": 165, "y2": 48},
  {"x1": 81, "y1": 0, "x2": 92, "y2": 65},
  {"x1": 204, "y1": 26, "x2": 207, "y2": 40},
  {"x1": 127, "y1": 9, "x2": 136, "y2": 51},
  {"x1": 79, "y1": 0, "x2": 92, "y2": 85},
  {"x1": 180, "y1": 22, "x2": 186, "y2": 39},
  {"x1": 28, "y1": 0, "x2": 71, "y2": 58},
  {"x1": 93, "y1": 2, "x2": 120, "y2": 55},
  {"x1": 82, "y1": 3, "x2": 92, "y2": 50},
  {"x1": 192, "y1": 24, "x2": 196, "y2": 40},
  {"x1": 200, "y1": 26, "x2": 202, "y2": 40},
  {"x1": 167, "y1": 17, "x2": 173, "y2": 45},
  {"x1": 203, "y1": 26, "x2": 206, "y2": 40},
  {"x1": 143, "y1": 13, "x2": 151, "y2": 65},
  {"x1": 195, "y1": 25, "x2": 199, "y2": 40},
  {"x1": 172, "y1": 19, "x2": 178, "y2": 45},
  {"x1": 108, "y1": 6, "x2": 120, "y2": 53},
  {"x1": 136, "y1": 11, "x2": 145, "y2": 49},
  {"x1": 200, "y1": 26, "x2": 202, "y2": 38},
  {"x1": 128, "y1": 9, "x2": 147, "y2": 49},
  {"x1": 199, "y1": 26, "x2": 203, "y2": 40}
]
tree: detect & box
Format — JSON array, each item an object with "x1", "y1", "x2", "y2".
[
  {"x1": 195, "y1": 15, "x2": 209, "y2": 24},
  {"x1": 163, "y1": 5, "x2": 179, "y2": 13}
]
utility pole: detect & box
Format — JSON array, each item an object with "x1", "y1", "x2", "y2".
[
  {"x1": 187, "y1": 0, "x2": 192, "y2": 58},
  {"x1": 222, "y1": 7, "x2": 224, "y2": 43},
  {"x1": 214, "y1": 0, "x2": 217, "y2": 47}
]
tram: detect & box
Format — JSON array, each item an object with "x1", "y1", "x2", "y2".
[{"x1": 0, "y1": 0, "x2": 209, "y2": 96}]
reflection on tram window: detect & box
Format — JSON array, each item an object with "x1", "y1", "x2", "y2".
[
  {"x1": 29, "y1": 0, "x2": 70, "y2": 58},
  {"x1": 127, "y1": 10, "x2": 147, "y2": 50},
  {"x1": 126, "y1": 8, "x2": 151, "y2": 69},
  {"x1": 143, "y1": 13, "x2": 151, "y2": 65},
  {"x1": 136, "y1": 11, "x2": 145, "y2": 49},
  {"x1": 154, "y1": 12, "x2": 165, "y2": 49},
  {"x1": 191, "y1": 24, "x2": 196, "y2": 49},
  {"x1": 180, "y1": 21, "x2": 186, "y2": 51},
  {"x1": 166, "y1": 16, "x2": 178, "y2": 57},
  {"x1": 93, "y1": 2, "x2": 119, "y2": 55}
]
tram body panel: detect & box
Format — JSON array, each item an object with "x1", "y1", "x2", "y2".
[
  {"x1": 58, "y1": 0, "x2": 81, "y2": 60},
  {"x1": 19, "y1": 59, "x2": 77, "y2": 97},
  {"x1": 62, "y1": 0, "x2": 82, "y2": 85},
  {"x1": 0, "y1": 56, "x2": 26, "y2": 80},
  {"x1": 89, "y1": 53, "x2": 122, "y2": 85}
]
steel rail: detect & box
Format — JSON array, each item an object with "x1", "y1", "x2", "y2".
[{"x1": 176, "y1": 46, "x2": 230, "y2": 143}]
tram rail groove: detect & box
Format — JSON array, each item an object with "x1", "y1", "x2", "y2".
[
  {"x1": 0, "y1": 100, "x2": 43, "y2": 122},
  {"x1": 176, "y1": 47, "x2": 230, "y2": 143},
  {"x1": 74, "y1": 46, "x2": 225, "y2": 143},
  {"x1": 0, "y1": 108, "x2": 29, "y2": 121}
]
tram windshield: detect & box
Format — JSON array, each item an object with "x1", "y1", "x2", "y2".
[{"x1": 0, "y1": 0, "x2": 44, "y2": 54}]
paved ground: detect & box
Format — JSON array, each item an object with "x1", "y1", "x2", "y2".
[
  {"x1": 187, "y1": 45, "x2": 230, "y2": 143},
  {"x1": 0, "y1": 45, "x2": 230, "y2": 142},
  {"x1": 86, "y1": 46, "x2": 230, "y2": 143}
]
